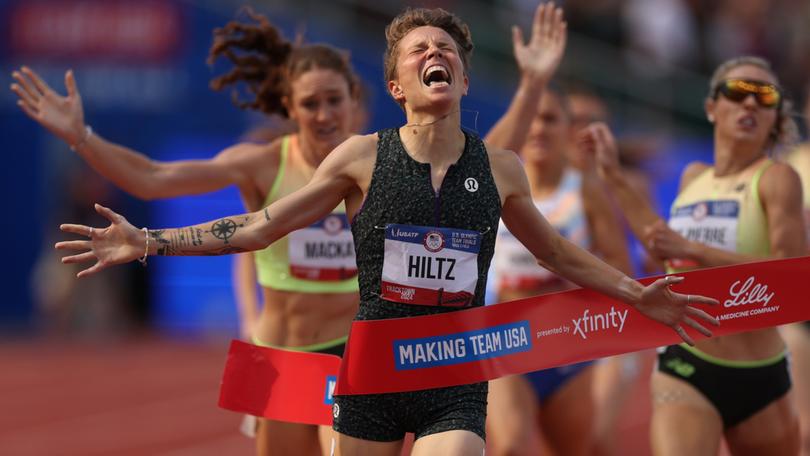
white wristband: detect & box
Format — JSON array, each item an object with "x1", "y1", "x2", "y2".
[
  {"x1": 138, "y1": 227, "x2": 149, "y2": 266},
  {"x1": 69, "y1": 125, "x2": 92, "y2": 151}
]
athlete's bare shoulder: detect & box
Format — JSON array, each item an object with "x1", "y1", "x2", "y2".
[
  {"x1": 336, "y1": 133, "x2": 378, "y2": 158},
  {"x1": 311, "y1": 133, "x2": 379, "y2": 186},
  {"x1": 318, "y1": 133, "x2": 378, "y2": 169},
  {"x1": 483, "y1": 142, "x2": 530, "y2": 204},
  {"x1": 484, "y1": 143, "x2": 524, "y2": 178},
  {"x1": 678, "y1": 161, "x2": 711, "y2": 192},
  {"x1": 215, "y1": 138, "x2": 282, "y2": 169}
]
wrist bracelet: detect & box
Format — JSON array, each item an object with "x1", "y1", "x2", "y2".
[
  {"x1": 69, "y1": 125, "x2": 92, "y2": 151},
  {"x1": 138, "y1": 227, "x2": 149, "y2": 266}
]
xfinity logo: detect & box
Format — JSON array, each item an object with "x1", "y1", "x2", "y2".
[{"x1": 572, "y1": 307, "x2": 628, "y2": 340}]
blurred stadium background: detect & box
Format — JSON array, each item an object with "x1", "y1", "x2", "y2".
[{"x1": 1, "y1": 0, "x2": 807, "y2": 454}]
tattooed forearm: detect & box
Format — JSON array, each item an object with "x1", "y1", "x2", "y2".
[
  {"x1": 192, "y1": 228, "x2": 204, "y2": 246},
  {"x1": 149, "y1": 230, "x2": 176, "y2": 256},
  {"x1": 151, "y1": 214, "x2": 257, "y2": 257},
  {"x1": 197, "y1": 246, "x2": 248, "y2": 256}
]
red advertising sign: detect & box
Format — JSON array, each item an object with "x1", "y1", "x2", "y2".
[{"x1": 8, "y1": 1, "x2": 183, "y2": 61}]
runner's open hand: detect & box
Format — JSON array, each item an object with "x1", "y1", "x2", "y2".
[
  {"x1": 11, "y1": 66, "x2": 86, "y2": 146},
  {"x1": 512, "y1": 2, "x2": 567, "y2": 84},
  {"x1": 56, "y1": 204, "x2": 145, "y2": 278},
  {"x1": 636, "y1": 276, "x2": 719, "y2": 345}
]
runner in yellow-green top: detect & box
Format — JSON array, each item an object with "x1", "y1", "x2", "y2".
[
  {"x1": 581, "y1": 56, "x2": 806, "y2": 455},
  {"x1": 11, "y1": 9, "x2": 361, "y2": 456}
]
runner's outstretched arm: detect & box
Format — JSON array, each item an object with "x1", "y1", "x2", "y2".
[
  {"x1": 55, "y1": 135, "x2": 371, "y2": 277},
  {"x1": 489, "y1": 145, "x2": 719, "y2": 345}
]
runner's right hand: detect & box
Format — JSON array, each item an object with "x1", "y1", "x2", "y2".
[
  {"x1": 11, "y1": 66, "x2": 86, "y2": 146},
  {"x1": 56, "y1": 204, "x2": 145, "y2": 278},
  {"x1": 578, "y1": 122, "x2": 621, "y2": 179}
]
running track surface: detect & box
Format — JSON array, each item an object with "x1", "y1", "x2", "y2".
[
  {"x1": 0, "y1": 336, "x2": 253, "y2": 456},
  {"x1": 0, "y1": 336, "x2": 703, "y2": 455}
]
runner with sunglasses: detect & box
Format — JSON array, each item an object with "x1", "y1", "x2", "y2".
[
  {"x1": 580, "y1": 56, "x2": 805, "y2": 455},
  {"x1": 53, "y1": 4, "x2": 720, "y2": 455},
  {"x1": 12, "y1": 10, "x2": 362, "y2": 456}
]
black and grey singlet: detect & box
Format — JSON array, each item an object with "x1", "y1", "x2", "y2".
[{"x1": 351, "y1": 127, "x2": 501, "y2": 321}]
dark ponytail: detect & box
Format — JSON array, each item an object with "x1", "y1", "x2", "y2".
[{"x1": 208, "y1": 8, "x2": 358, "y2": 117}]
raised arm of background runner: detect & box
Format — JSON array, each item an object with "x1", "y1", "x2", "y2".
[
  {"x1": 484, "y1": 3, "x2": 566, "y2": 151},
  {"x1": 579, "y1": 122, "x2": 806, "y2": 266},
  {"x1": 11, "y1": 66, "x2": 263, "y2": 200}
]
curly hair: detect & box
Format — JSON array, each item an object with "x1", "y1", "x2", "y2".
[
  {"x1": 383, "y1": 8, "x2": 473, "y2": 84},
  {"x1": 208, "y1": 8, "x2": 358, "y2": 117},
  {"x1": 708, "y1": 56, "x2": 798, "y2": 150}
]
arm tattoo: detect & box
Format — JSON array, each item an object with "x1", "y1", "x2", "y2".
[
  {"x1": 264, "y1": 208, "x2": 271, "y2": 221},
  {"x1": 152, "y1": 216, "x2": 252, "y2": 256},
  {"x1": 197, "y1": 246, "x2": 248, "y2": 256},
  {"x1": 149, "y1": 230, "x2": 175, "y2": 256}
]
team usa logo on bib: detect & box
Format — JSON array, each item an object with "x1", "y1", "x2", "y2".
[
  {"x1": 691, "y1": 202, "x2": 708, "y2": 221},
  {"x1": 288, "y1": 213, "x2": 357, "y2": 281},
  {"x1": 424, "y1": 231, "x2": 445, "y2": 253},
  {"x1": 381, "y1": 224, "x2": 481, "y2": 307},
  {"x1": 323, "y1": 214, "x2": 344, "y2": 234}
]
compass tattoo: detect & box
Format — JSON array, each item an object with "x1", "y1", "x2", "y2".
[{"x1": 210, "y1": 218, "x2": 239, "y2": 243}]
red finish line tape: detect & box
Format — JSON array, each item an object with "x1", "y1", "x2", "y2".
[
  {"x1": 218, "y1": 341, "x2": 340, "y2": 426},
  {"x1": 219, "y1": 256, "x2": 810, "y2": 424},
  {"x1": 336, "y1": 256, "x2": 810, "y2": 395}
]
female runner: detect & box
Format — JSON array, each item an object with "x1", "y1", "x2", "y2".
[
  {"x1": 13, "y1": 10, "x2": 361, "y2": 456},
  {"x1": 53, "y1": 5, "x2": 719, "y2": 455},
  {"x1": 581, "y1": 56, "x2": 805, "y2": 455}
]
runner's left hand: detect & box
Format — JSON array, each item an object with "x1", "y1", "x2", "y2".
[{"x1": 636, "y1": 276, "x2": 719, "y2": 345}]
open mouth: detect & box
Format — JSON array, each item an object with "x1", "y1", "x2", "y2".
[
  {"x1": 737, "y1": 115, "x2": 757, "y2": 130},
  {"x1": 422, "y1": 64, "x2": 451, "y2": 88}
]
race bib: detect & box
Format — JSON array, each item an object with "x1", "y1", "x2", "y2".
[
  {"x1": 494, "y1": 228, "x2": 556, "y2": 289},
  {"x1": 381, "y1": 224, "x2": 481, "y2": 306},
  {"x1": 288, "y1": 213, "x2": 357, "y2": 281},
  {"x1": 669, "y1": 200, "x2": 739, "y2": 269}
]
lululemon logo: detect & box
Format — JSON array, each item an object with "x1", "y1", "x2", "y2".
[
  {"x1": 332, "y1": 403, "x2": 340, "y2": 419},
  {"x1": 464, "y1": 177, "x2": 478, "y2": 192}
]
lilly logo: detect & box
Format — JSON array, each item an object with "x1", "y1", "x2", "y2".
[{"x1": 724, "y1": 276, "x2": 774, "y2": 308}]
